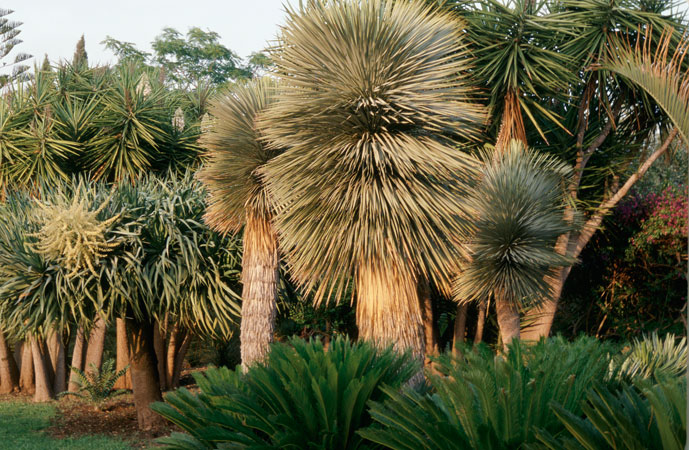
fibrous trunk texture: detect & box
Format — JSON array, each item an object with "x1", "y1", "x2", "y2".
[
  {"x1": 418, "y1": 279, "x2": 438, "y2": 365},
  {"x1": 68, "y1": 327, "x2": 86, "y2": 392},
  {"x1": 495, "y1": 297, "x2": 520, "y2": 350},
  {"x1": 0, "y1": 330, "x2": 19, "y2": 394},
  {"x1": 495, "y1": 88, "x2": 527, "y2": 152},
  {"x1": 114, "y1": 319, "x2": 132, "y2": 390},
  {"x1": 520, "y1": 271, "x2": 566, "y2": 341},
  {"x1": 19, "y1": 339, "x2": 34, "y2": 393},
  {"x1": 126, "y1": 318, "x2": 164, "y2": 430},
  {"x1": 30, "y1": 337, "x2": 54, "y2": 402},
  {"x1": 356, "y1": 262, "x2": 425, "y2": 384},
  {"x1": 84, "y1": 317, "x2": 107, "y2": 374},
  {"x1": 474, "y1": 302, "x2": 487, "y2": 344},
  {"x1": 452, "y1": 303, "x2": 468, "y2": 356},
  {"x1": 240, "y1": 212, "x2": 279, "y2": 369}
]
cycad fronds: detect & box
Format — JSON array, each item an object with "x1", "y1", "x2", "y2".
[
  {"x1": 617, "y1": 332, "x2": 687, "y2": 380},
  {"x1": 260, "y1": 0, "x2": 486, "y2": 302},
  {"x1": 455, "y1": 141, "x2": 574, "y2": 308},
  {"x1": 60, "y1": 358, "x2": 129, "y2": 407},
  {"x1": 197, "y1": 77, "x2": 281, "y2": 235},
  {"x1": 602, "y1": 27, "x2": 689, "y2": 143}
]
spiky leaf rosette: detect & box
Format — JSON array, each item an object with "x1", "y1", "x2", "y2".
[
  {"x1": 197, "y1": 78, "x2": 281, "y2": 234},
  {"x1": 454, "y1": 141, "x2": 574, "y2": 308},
  {"x1": 260, "y1": 0, "x2": 486, "y2": 302}
]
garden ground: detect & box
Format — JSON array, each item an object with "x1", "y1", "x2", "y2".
[{"x1": 0, "y1": 394, "x2": 175, "y2": 449}]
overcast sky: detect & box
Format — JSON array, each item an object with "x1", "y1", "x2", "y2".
[{"x1": 3, "y1": 0, "x2": 293, "y2": 72}]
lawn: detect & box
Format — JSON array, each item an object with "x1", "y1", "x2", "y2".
[{"x1": 0, "y1": 399, "x2": 136, "y2": 450}]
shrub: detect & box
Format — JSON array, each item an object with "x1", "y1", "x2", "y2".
[
  {"x1": 360, "y1": 336, "x2": 615, "y2": 449},
  {"x1": 616, "y1": 332, "x2": 687, "y2": 381},
  {"x1": 59, "y1": 359, "x2": 129, "y2": 409},
  {"x1": 152, "y1": 337, "x2": 417, "y2": 449}
]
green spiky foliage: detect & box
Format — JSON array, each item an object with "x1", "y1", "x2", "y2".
[
  {"x1": 537, "y1": 378, "x2": 686, "y2": 450},
  {"x1": 198, "y1": 77, "x2": 280, "y2": 234},
  {"x1": 616, "y1": 332, "x2": 688, "y2": 381},
  {"x1": 59, "y1": 358, "x2": 129, "y2": 408},
  {"x1": 602, "y1": 28, "x2": 689, "y2": 143},
  {"x1": 360, "y1": 336, "x2": 616, "y2": 449},
  {"x1": 152, "y1": 337, "x2": 418, "y2": 449},
  {"x1": 106, "y1": 173, "x2": 242, "y2": 338},
  {"x1": 455, "y1": 142, "x2": 574, "y2": 307},
  {"x1": 259, "y1": 0, "x2": 485, "y2": 358}
]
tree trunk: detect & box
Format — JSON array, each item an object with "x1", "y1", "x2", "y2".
[
  {"x1": 84, "y1": 317, "x2": 106, "y2": 374},
  {"x1": 46, "y1": 330, "x2": 67, "y2": 394},
  {"x1": 495, "y1": 297, "x2": 520, "y2": 351},
  {"x1": 452, "y1": 303, "x2": 468, "y2": 356},
  {"x1": 418, "y1": 279, "x2": 438, "y2": 364},
  {"x1": 113, "y1": 319, "x2": 131, "y2": 390},
  {"x1": 30, "y1": 337, "x2": 54, "y2": 402},
  {"x1": 68, "y1": 327, "x2": 86, "y2": 392},
  {"x1": 153, "y1": 322, "x2": 167, "y2": 391},
  {"x1": 0, "y1": 330, "x2": 19, "y2": 394},
  {"x1": 171, "y1": 331, "x2": 191, "y2": 389},
  {"x1": 356, "y1": 262, "x2": 425, "y2": 385},
  {"x1": 240, "y1": 212, "x2": 279, "y2": 369},
  {"x1": 19, "y1": 339, "x2": 34, "y2": 393},
  {"x1": 166, "y1": 325, "x2": 190, "y2": 389},
  {"x1": 474, "y1": 302, "x2": 487, "y2": 343},
  {"x1": 126, "y1": 318, "x2": 164, "y2": 430}
]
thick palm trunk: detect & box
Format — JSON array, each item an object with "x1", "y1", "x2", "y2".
[
  {"x1": 84, "y1": 317, "x2": 107, "y2": 374},
  {"x1": 113, "y1": 319, "x2": 131, "y2": 390},
  {"x1": 126, "y1": 318, "x2": 163, "y2": 430},
  {"x1": 474, "y1": 302, "x2": 487, "y2": 343},
  {"x1": 30, "y1": 337, "x2": 54, "y2": 402},
  {"x1": 239, "y1": 212, "x2": 279, "y2": 369},
  {"x1": 495, "y1": 297, "x2": 520, "y2": 350},
  {"x1": 418, "y1": 279, "x2": 438, "y2": 363},
  {"x1": 0, "y1": 330, "x2": 19, "y2": 394},
  {"x1": 356, "y1": 262, "x2": 425, "y2": 384},
  {"x1": 452, "y1": 303, "x2": 468, "y2": 356},
  {"x1": 68, "y1": 327, "x2": 86, "y2": 392},
  {"x1": 520, "y1": 270, "x2": 567, "y2": 341},
  {"x1": 19, "y1": 339, "x2": 34, "y2": 393},
  {"x1": 46, "y1": 330, "x2": 67, "y2": 394}
]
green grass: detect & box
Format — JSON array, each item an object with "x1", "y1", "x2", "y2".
[{"x1": 0, "y1": 400, "x2": 133, "y2": 450}]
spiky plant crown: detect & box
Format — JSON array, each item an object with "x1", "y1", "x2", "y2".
[
  {"x1": 197, "y1": 77, "x2": 281, "y2": 235},
  {"x1": 30, "y1": 181, "x2": 119, "y2": 277},
  {"x1": 454, "y1": 141, "x2": 573, "y2": 307},
  {"x1": 260, "y1": 0, "x2": 486, "y2": 302}
]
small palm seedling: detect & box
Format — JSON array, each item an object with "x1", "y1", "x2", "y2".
[{"x1": 59, "y1": 358, "x2": 129, "y2": 410}]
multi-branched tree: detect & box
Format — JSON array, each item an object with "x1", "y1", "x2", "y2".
[
  {"x1": 198, "y1": 78, "x2": 283, "y2": 368},
  {"x1": 0, "y1": 8, "x2": 31, "y2": 87},
  {"x1": 260, "y1": 0, "x2": 486, "y2": 367}
]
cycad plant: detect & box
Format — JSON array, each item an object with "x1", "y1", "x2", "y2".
[
  {"x1": 616, "y1": 332, "x2": 687, "y2": 381},
  {"x1": 152, "y1": 337, "x2": 417, "y2": 449},
  {"x1": 59, "y1": 358, "x2": 129, "y2": 410},
  {"x1": 454, "y1": 142, "x2": 573, "y2": 347},
  {"x1": 197, "y1": 78, "x2": 283, "y2": 368},
  {"x1": 260, "y1": 0, "x2": 485, "y2": 365}
]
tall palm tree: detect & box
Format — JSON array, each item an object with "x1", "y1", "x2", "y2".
[
  {"x1": 260, "y1": 0, "x2": 485, "y2": 365},
  {"x1": 197, "y1": 78, "x2": 283, "y2": 368},
  {"x1": 454, "y1": 142, "x2": 573, "y2": 348}
]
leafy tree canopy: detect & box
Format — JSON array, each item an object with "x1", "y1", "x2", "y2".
[{"x1": 0, "y1": 8, "x2": 31, "y2": 86}]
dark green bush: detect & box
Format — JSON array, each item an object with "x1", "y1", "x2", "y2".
[
  {"x1": 360, "y1": 336, "x2": 615, "y2": 449},
  {"x1": 152, "y1": 337, "x2": 417, "y2": 449}
]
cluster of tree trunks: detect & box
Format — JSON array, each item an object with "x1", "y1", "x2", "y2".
[{"x1": 0, "y1": 316, "x2": 191, "y2": 430}]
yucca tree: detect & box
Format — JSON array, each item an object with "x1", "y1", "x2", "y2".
[
  {"x1": 454, "y1": 142, "x2": 573, "y2": 347},
  {"x1": 197, "y1": 78, "x2": 282, "y2": 368},
  {"x1": 260, "y1": 0, "x2": 485, "y2": 366}
]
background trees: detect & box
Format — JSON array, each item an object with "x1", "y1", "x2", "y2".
[{"x1": 0, "y1": 8, "x2": 30, "y2": 86}]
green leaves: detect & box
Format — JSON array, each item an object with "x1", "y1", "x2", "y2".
[
  {"x1": 59, "y1": 359, "x2": 130, "y2": 407},
  {"x1": 153, "y1": 337, "x2": 417, "y2": 449},
  {"x1": 260, "y1": 0, "x2": 486, "y2": 302}
]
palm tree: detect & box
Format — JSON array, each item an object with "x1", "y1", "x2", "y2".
[
  {"x1": 454, "y1": 142, "x2": 573, "y2": 348},
  {"x1": 197, "y1": 78, "x2": 283, "y2": 368},
  {"x1": 260, "y1": 0, "x2": 485, "y2": 366}
]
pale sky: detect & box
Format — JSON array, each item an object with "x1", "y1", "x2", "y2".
[{"x1": 3, "y1": 0, "x2": 294, "y2": 72}]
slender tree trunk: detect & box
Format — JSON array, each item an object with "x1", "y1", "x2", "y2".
[
  {"x1": 153, "y1": 322, "x2": 167, "y2": 391},
  {"x1": 495, "y1": 297, "x2": 520, "y2": 351},
  {"x1": 166, "y1": 325, "x2": 189, "y2": 389},
  {"x1": 0, "y1": 330, "x2": 19, "y2": 394},
  {"x1": 452, "y1": 303, "x2": 468, "y2": 356},
  {"x1": 418, "y1": 279, "x2": 437, "y2": 364},
  {"x1": 240, "y1": 211, "x2": 279, "y2": 369},
  {"x1": 126, "y1": 318, "x2": 164, "y2": 430},
  {"x1": 30, "y1": 337, "x2": 54, "y2": 402},
  {"x1": 474, "y1": 302, "x2": 487, "y2": 344},
  {"x1": 46, "y1": 330, "x2": 67, "y2": 394},
  {"x1": 19, "y1": 339, "x2": 34, "y2": 393},
  {"x1": 171, "y1": 331, "x2": 191, "y2": 389},
  {"x1": 84, "y1": 317, "x2": 106, "y2": 374},
  {"x1": 113, "y1": 319, "x2": 131, "y2": 390},
  {"x1": 356, "y1": 262, "x2": 425, "y2": 385},
  {"x1": 68, "y1": 327, "x2": 86, "y2": 392}
]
